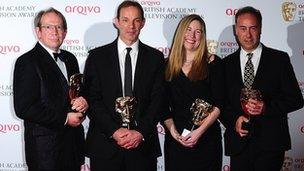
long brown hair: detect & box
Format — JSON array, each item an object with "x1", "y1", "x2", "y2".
[{"x1": 165, "y1": 14, "x2": 209, "y2": 81}]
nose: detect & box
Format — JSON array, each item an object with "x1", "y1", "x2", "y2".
[
  {"x1": 187, "y1": 30, "x2": 196, "y2": 38},
  {"x1": 245, "y1": 29, "x2": 252, "y2": 38},
  {"x1": 128, "y1": 21, "x2": 135, "y2": 29}
]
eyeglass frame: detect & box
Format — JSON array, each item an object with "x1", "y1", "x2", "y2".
[{"x1": 40, "y1": 24, "x2": 65, "y2": 32}]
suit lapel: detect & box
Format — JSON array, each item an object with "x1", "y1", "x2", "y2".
[
  {"x1": 111, "y1": 41, "x2": 123, "y2": 96},
  {"x1": 252, "y1": 45, "x2": 268, "y2": 89},
  {"x1": 133, "y1": 42, "x2": 145, "y2": 96},
  {"x1": 233, "y1": 49, "x2": 244, "y2": 88},
  {"x1": 36, "y1": 43, "x2": 69, "y2": 92}
]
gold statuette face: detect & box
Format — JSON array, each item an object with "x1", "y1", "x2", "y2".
[
  {"x1": 115, "y1": 96, "x2": 137, "y2": 129},
  {"x1": 190, "y1": 98, "x2": 214, "y2": 128},
  {"x1": 69, "y1": 73, "x2": 83, "y2": 100}
]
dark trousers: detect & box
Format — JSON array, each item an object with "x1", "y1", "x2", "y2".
[
  {"x1": 230, "y1": 140, "x2": 285, "y2": 171},
  {"x1": 90, "y1": 150, "x2": 157, "y2": 171}
]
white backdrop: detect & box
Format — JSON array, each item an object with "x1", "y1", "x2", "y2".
[{"x1": 1, "y1": 0, "x2": 303, "y2": 171}]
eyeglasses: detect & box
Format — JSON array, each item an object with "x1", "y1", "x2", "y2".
[{"x1": 40, "y1": 24, "x2": 65, "y2": 32}]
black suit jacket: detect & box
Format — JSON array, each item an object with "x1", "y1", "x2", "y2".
[
  {"x1": 13, "y1": 43, "x2": 85, "y2": 170},
  {"x1": 84, "y1": 39, "x2": 165, "y2": 159},
  {"x1": 222, "y1": 44, "x2": 303, "y2": 156}
]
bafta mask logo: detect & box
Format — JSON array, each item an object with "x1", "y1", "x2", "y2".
[
  {"x1": 207, "y1": 40, "x2": 218, "y2": 54},
  {"x1": 282, "y1": 2, "x2": 297, "y2": 22},
  {"x1": 281, "y1": 156, "x2": 293, "y2": 171}
]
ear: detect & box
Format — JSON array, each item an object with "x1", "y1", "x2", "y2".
[
  {"x1": 35, "y1": 27, "x2": 41, "y2": 39},
  {"x1": 113, "y1": 18, "x2": 119, "y2": 29},
  {"x1": 140, "y1": 19, "x2": 146, "y2": 29}
]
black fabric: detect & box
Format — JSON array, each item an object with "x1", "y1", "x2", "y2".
[
  {"x1": 163, "y1": 56, "x2": 224, "y2": 171},
  {"x1": 53, "y1": 52, "x2": 66, "y2": 62},
  {"x1": 124, "y1": 47, "x2": 132, "y2": 97},
  {"x1": 13, "y1": 43, "x2": 84, "y2": 171}
]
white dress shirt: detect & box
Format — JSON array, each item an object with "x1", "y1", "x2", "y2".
[
  {"x1": 117, "y1": 37, "x2": 139, "y2": 96},
  {"x1": 240, "y1": 43, "x2": 262, "y2": 82},
  {"x1": 39, "y1": 41, "x2": 68, "y2": 81}
]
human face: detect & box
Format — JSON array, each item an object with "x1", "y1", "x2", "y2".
[
  {"x1": 35, "y1": 12, "x2": 66, "y2": 51},
  {"x1": 115, "y1": 6, "x2": 145, "y2": 46},
  {"x1": 183, "y1": 20, "x2": 202, "y2": 52},
  {"x1": 235, "y1": 13, "x2": 261, "y2": 52}
]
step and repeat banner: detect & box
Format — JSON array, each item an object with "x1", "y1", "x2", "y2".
[{"x1": 1, "y1": 0, "x2": 303, "y2": 170}]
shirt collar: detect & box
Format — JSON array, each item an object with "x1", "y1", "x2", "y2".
[
  {"x1": 240, "y1": 43, "x2": 262, "y2": 59},
  {"x1": 117, "y1": 37, "x2": 139, "y2": 54},
  {"x1": 38, "y1": 41, "x2": 61, "y2": 59}
]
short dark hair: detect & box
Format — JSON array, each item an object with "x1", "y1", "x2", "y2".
[
  {"x1": 235, "y1": 6, "x2": 262, "y2": 27},
  {"x1": 116, "y1": 0, "x2": 145, "y2": 20},
  {"x1": 34, "y1": 7, "x2": 67, "y2": 31}
]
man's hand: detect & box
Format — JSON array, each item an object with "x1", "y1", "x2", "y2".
[
  {"x1": 67, "y1": 112, "x2": 85, "y2": 127},
  {"x1": 112, "y1": 128, "x2": 129, "y2": 145},
  {"x1": 71, "y1": 96, "x2": 88, "y2": 113},
  {"x1": 120, "y1": 130, "x2": 143, "y2": 149},
  {"x1": 235, "y1": 115, "x2": 249, "y2": 137}
]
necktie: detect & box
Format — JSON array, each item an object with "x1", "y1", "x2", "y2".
[
  {"x1": 53, "y1": 52, "x2": 66, "y2": 62},
  {"x1": 124, "y1": 47, "x2": 133, "y2": 97},
  {"x1": 243, "y1": 53, "x2": 254, "y2": 88}
]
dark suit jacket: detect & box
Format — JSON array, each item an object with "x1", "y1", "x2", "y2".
[
  {"x1": 84, "y1": 39, "x2": 165, "y2": 160},
  {"x1": 222, "y1": 44, "x2": 303, "y2": 156},
  {"x1": 13, "y1": 43, "x2": 85, "y2": 170}
]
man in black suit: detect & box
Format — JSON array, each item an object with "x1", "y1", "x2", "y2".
[
  {"x1": 13, "y1": 8, "x2": 88, "y2": 171},
  {"x1": 83, "y1": 1, "x2": 165, "y2": 171},
  {"x1": 222, "y1": 6, "x2": 303, "y2": 171}
]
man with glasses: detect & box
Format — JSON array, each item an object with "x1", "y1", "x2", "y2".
[{"x1": 13, "y1": 7, "x2": 88, "y2": 171}]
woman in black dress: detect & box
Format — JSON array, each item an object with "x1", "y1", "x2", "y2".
[{"x1": 163, "y1": 14, "x2": 224, "y2": 171}]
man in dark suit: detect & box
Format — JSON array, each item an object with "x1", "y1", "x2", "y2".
[
  {"x1": 83, "y1": 1, "x2": 165, "y2": 171},
  {"x1": 13, "y1": 8, "x2": 88, "y2": 171},
  {"x1": 222, "y1": 6, "x2": 303, "y2": 171}
]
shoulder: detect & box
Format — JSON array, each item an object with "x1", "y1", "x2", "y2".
[
  {"x1": 262, "y1": 45, "x2": 289, "y2": 60},
  {"x1": 87, "y1": 40, "x2": 117, "y2": 61},
  {"x1": 15, "y1": 46, "x2": 37, "y2": 65},
  {"x1": 222, "y1": 49, "x2": 240, "y2": 66},
  {"x1": 90, "y1": 41, "x2": 115, "y2": 54},
  {"x1": 139, "y1": 41, "x2": 164, "y2": 59}
]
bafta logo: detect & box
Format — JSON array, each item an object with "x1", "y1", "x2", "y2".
[
  {"x1": 281, "y1": 156, "x2": 293, "y2": 171},
  {"x1": 115, "y1": 96, "x2": 137, "y2": 129},
  {"x1": 282, "y1": 2, "x2": 297, "y2": 22},
  {"x1": 207, "y1": 40, "x2": 218, "y2": 55}
]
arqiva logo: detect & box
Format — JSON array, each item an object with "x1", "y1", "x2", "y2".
[
  {"x1": 301, "y1": 125, "x2": 304, "y2": 134},
  {"x1": 0, "y1": 45, "x2": 20, "y2": 55},
  {"x1": 0, "y1": 124, "x2": 21, "y2": 133},
  {"x1": 65, "y1": 6, "x2": 101, "y2": 15},
  {"x1": 225, "y1": 8, "x2": 238, "y2": 16}
]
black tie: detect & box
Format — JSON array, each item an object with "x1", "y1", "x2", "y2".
[
  {"x1": 53, "y1": 52, "x2": 66, "y2": 62},
  {"x1": 244, "y1": 53, "x2": 254, "y2": 88},
  {"x1": 124, "y1": 47, "x2": 133, "y2": 97}
]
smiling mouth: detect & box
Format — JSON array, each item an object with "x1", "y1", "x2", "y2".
[{"x1": 185, "y1": 39, "x2": 196, "y2": 44}]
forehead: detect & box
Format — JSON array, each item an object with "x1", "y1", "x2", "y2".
[
  {"x1": 236, "y1": 13, "x2": 259, "y2": 26},
  {"x1": 188, "y1": 20, "x2": 202, "y2": 28},
  {"x1": 41, "y1": 12, "x2": 63, "y2": 24},
  {"x1": 119, "y1": 6, "x2": 141, "y2": 18}
]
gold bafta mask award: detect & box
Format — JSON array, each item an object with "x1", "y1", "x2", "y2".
[
  {"x1": 240, "y1": 88, "x2": 263, "y2": 135},
  {"x1": 69, "y1": 73, "x2": 83, "y2": 100},
  {"x1": 181, "y1": 98, "x2": 214, "y2": 136},
  {"x1": 69, "y1": 73, "x2": 85, "y2": 116},
  {"x1": 115, "y1": 96, "x2": 137, "y2": 129}
]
